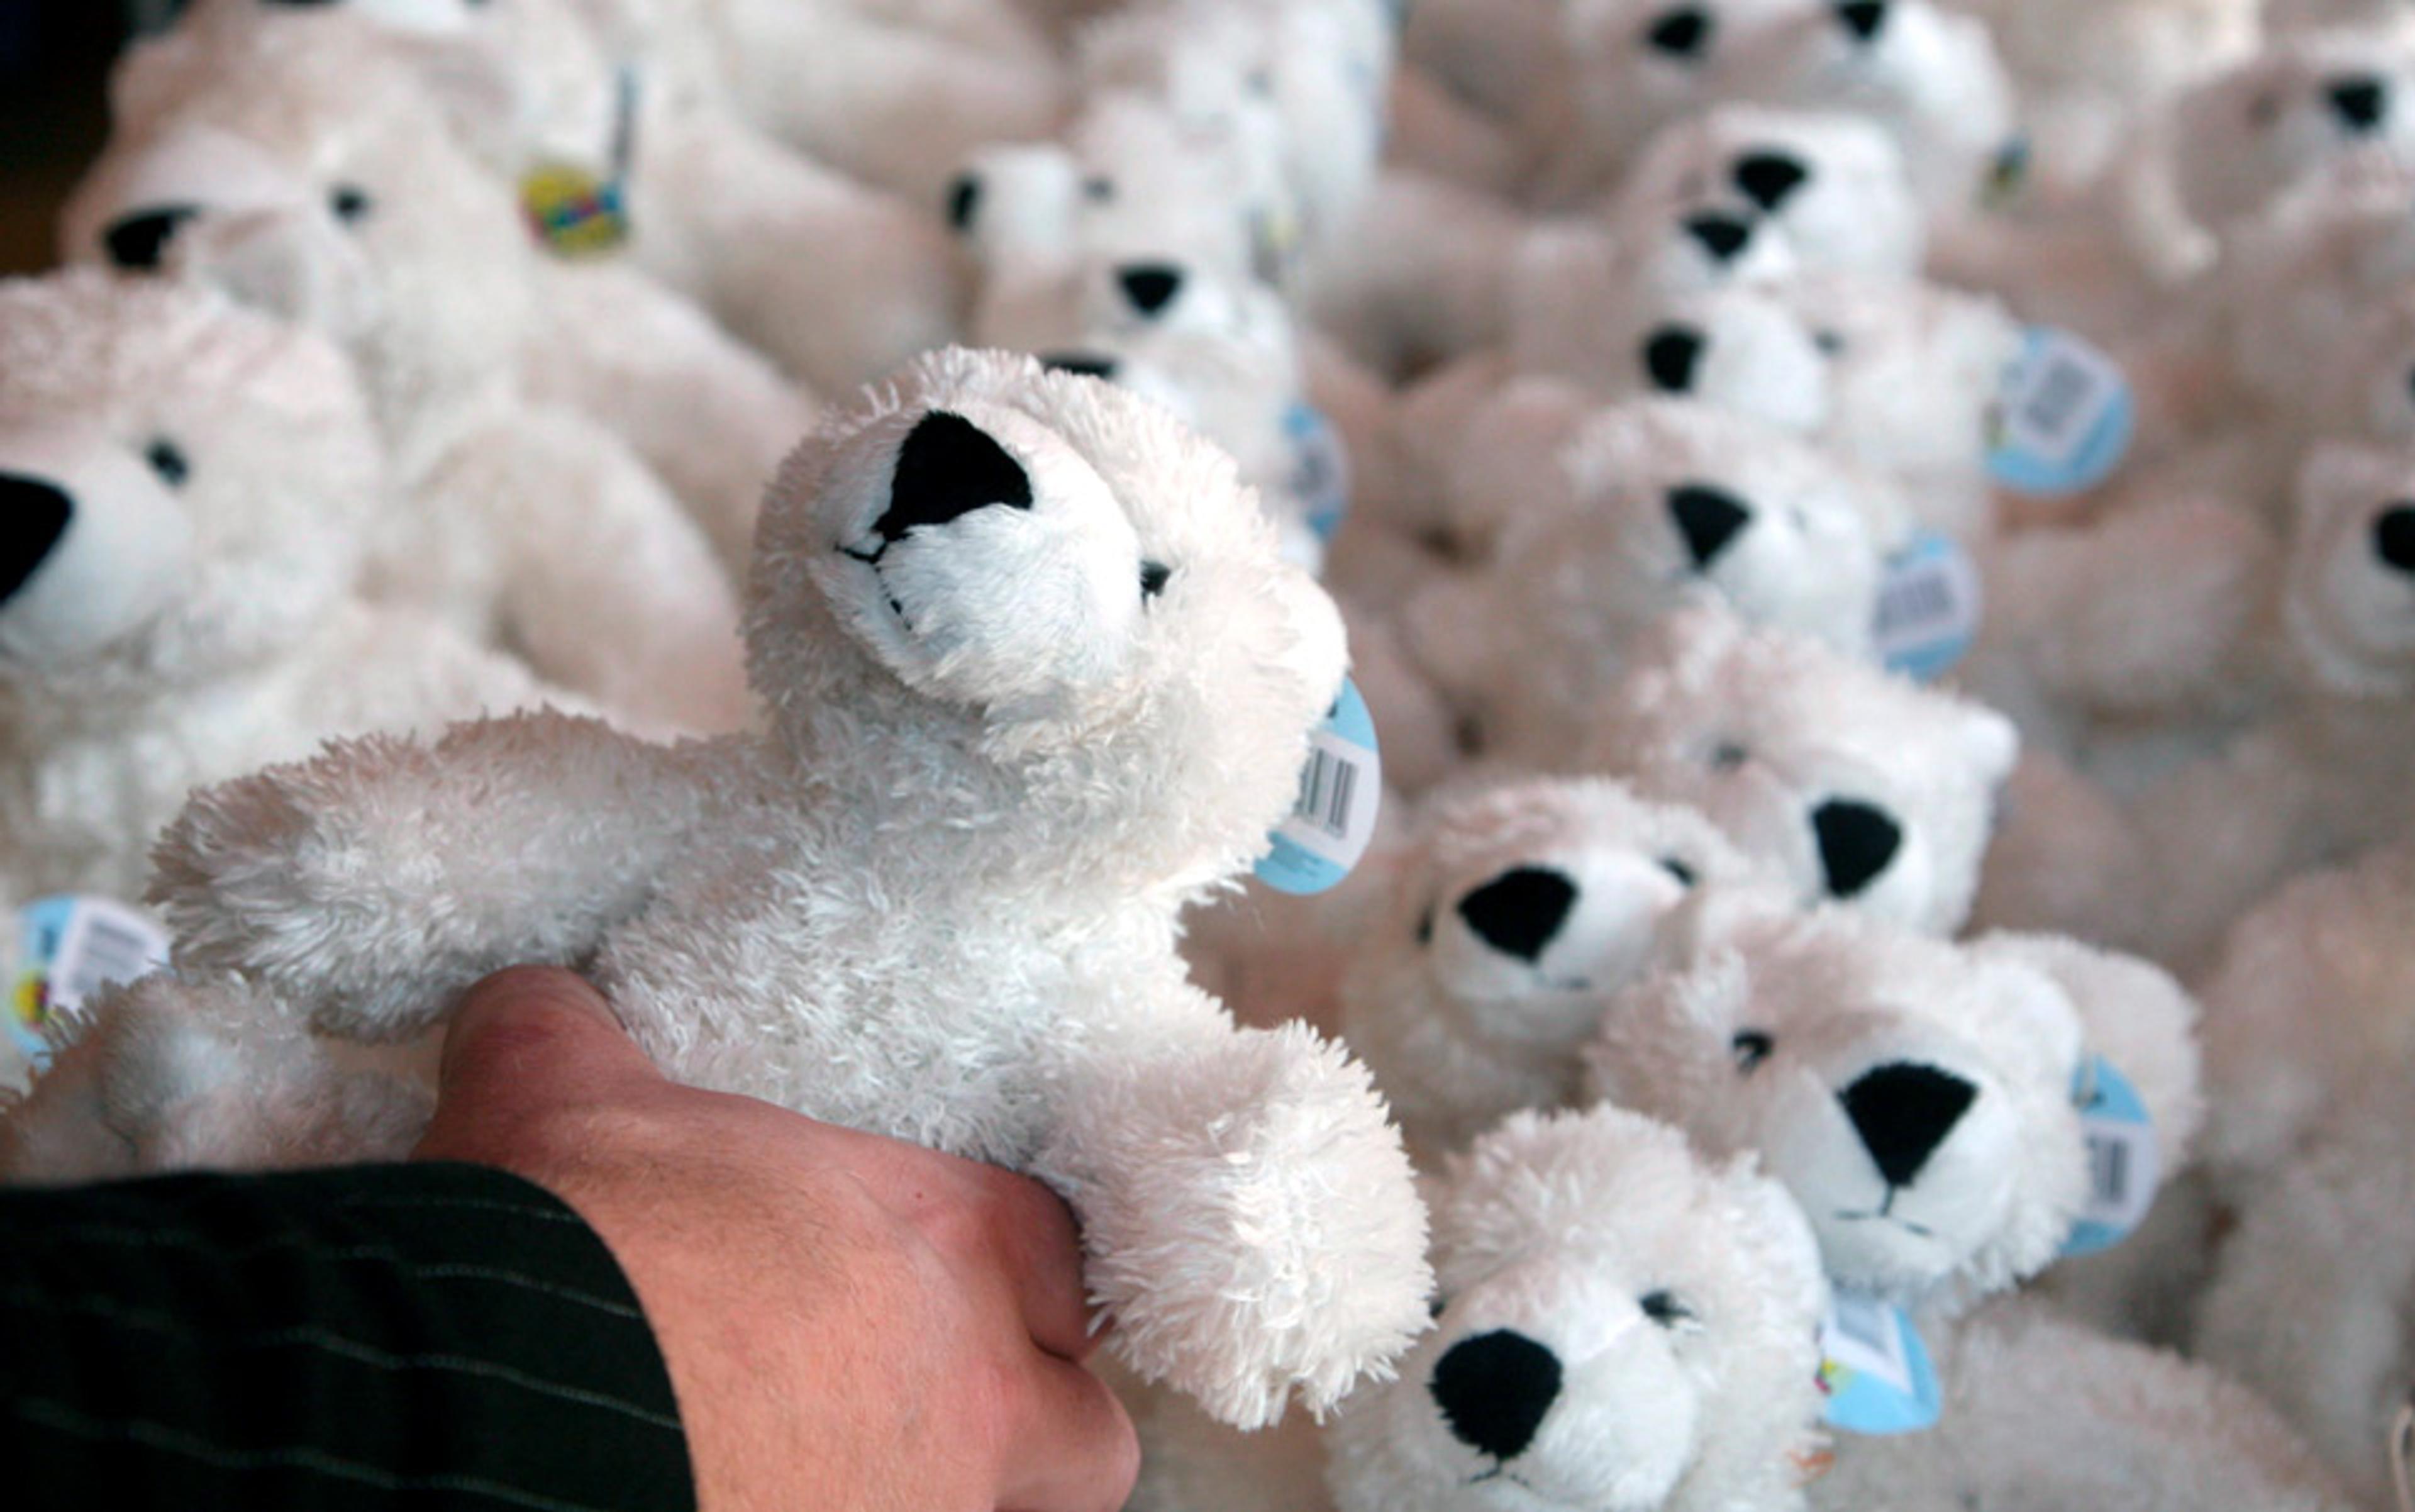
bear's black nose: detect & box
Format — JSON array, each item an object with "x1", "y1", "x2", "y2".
[
  {"x1": 1733, "y1": 152, "x2": 1810, "y2": 212},
  {"x1": 2373, "y1": 503, "x2": 2415, "y2": 575},
  {"x1": 1643, "y1": 326, "x2": 1704, "y2": 392},
  {"x1": 944, "y1": 173, "x2": 982, "y2": 233},
  {"x1": 870, "y1": 411, "x2": 1033, "y2": 545},
  {"x1": 1118, "y1": 264, "x2": 1184, "y2": 316},
  {"x1": 1811, "y1": 798, "x2": 1902, "y2": 899},
  {"x1": 0, "y1": 474, "x2": 73, "y2": 611},
  {"x1": 1669, "y1": 484, "x2": 1752, "y2": 569},
  {"x1": 1841, "y1": 1062, "x2": 1979, "y2": 1188},
  {"x1": 104, "y1": 206, "x2": 200, "y2": 272},
  {"x1": 1835, "y1": 0, "x2": 1889, "y2": 42},
  {"x1": 1431, "y1": 1330, "x2": 1562, "y2": 1462},
  {"x1": 1682, "y1": 213, "x2": 1754, "y2": 264},
  {"x1": 1456, "y1": 866, "x2": 1579, "y2": 964},
  {"x1": 1645, "y1": 5, "x2": 1714, "y2": 58},
  {"x1": 2329, "y1": 76, "x2": 2389, "y2": 133}
]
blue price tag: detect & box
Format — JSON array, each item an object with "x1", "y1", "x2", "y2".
[
  {"x1": 1874, "y1": 530, "x2": 1980, "y2": 682},
  {"x1": 1818, "y1": 1289, "x2": 1941, "y2": 1435},
  {"x1": 2062, "y1": 1054, "x2": 2159, "y2": 1258},
  {"x1": 1284, "y1": 402, "x2": 1353, "y2": 544},
  {"x1": 1255, "y1": 676, "x2": 1382, "y2": 896},
  {"x1": 11, "y1": 896, "x2": 170, "y2": 1074},
  {"x1": 1987, "y1": 328, "x2": 2133, "y2": 498}
]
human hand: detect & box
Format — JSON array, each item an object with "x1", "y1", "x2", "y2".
[{"x1": 413, "y1": 967, "x2": 1138, "y2": 1512}]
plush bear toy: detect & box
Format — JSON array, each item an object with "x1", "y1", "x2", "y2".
[
  {"x1": 1324, "y1": 1104, "x2": 1833, "y2": 1512},
  {"x1": 8, "y1": 349, "x2": 1431, "y2": 1430},
  {"x1": 2196, "y1": 1067, "x2": 2415, "y2": 1511},
  {"x1": 1580, "y1": 606, "x2": 2018, "y2": 935},
  {"x1": 62, "y1": 23, "x2": 752, "y2": 732},
  {"x1": 0, "y1": 272, "x2": 570, "y2": 1102},
  {"x1": 0, "y1": 270, "x2": 564, "y2": 909},
  {"x1": 1337, "y1": 775, "x2": 1787, "y2": 1161},
  {"x1": 1402, "y1": 401, "x2": 1918, "y2": 767},
  {"x1": 168, "y1": 0, "x2": 960, "y2": 404}
]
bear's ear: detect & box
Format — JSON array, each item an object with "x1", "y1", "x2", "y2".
[{"x1": 872, "y1": 411, "x2": 1033, "y2": 543}]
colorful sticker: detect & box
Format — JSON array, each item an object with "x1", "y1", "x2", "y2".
[
  {"x1": 2062, "y1": 1054, "x2": 2160, "y2": 1258},
  {"x1": 1817, "y1": 1290, "x2": 1941, "y2": 1435},
  {"x1": 1256, "y1": 676, "x2": 1382, "y2": 896},
  {"x1": 11, "y1": 896, "x2": 172, "y2": 1073},
  {"x1": 1874, "y1": 530, "x2": 1981, "y2": 682},
  {"x1": 520, "y1": 67, "x2": 640, "y2": 259},
  {"x1": 1284, "y1": 401, "x2": 1353, "y2": 543},
  {"x1": 1987, "y1": 327, "x2": 2134, "y2": 498}
]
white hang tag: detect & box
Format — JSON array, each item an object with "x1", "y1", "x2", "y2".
[
  {"x1": 1818, "y1": 1289, "x2": 1941, "y2": 1435},
  {"x1": 11, "y1": 896, "x2": 172, "y2": 1075},
  {"x1": 1873, "y1": 530, "x2": 1981, "y2": 682},
  {"x1": 1283, "y1": 401, "x2": 1353, "y2": 543},
  {"x1": 1256, "y1": 676, "x2": 1382, "y2": 896},
  {"x1": 2061, "y1": 1053, "x2": 2160, "y2": 1257},
  {"x1": 1987, "y1": 327, "x2": 2134, "y2": 498}
]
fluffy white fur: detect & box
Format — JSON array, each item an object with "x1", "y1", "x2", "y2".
[
  {"x1": 1581, "y1": 607, "x2": 2019, "y2": 935},
  {"x1": 9, "y1": 350, "x2": 1431, "y2": 1430},
  {"x1": 0, "y1": 270, "x2": 561, "y2": 905},
  {"x1": 61, "y1": 23, "x2": 750, "y2": 732},
  {"x1": 1338, "y1": 775, "x2": 1786, "y2": 1160},
  {"x1": 1324, "y1": 1105, "x2": 1831, "y2": 1512}
]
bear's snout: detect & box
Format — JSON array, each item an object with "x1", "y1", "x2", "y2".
[
  {"x1": 0, "y1": 473, "x2": 72, "y2": 611},
  {"x1": 1668, "y1": 484, "x2": 1752, "y2": 569},
  {"x1": 1643, "y1": 326, "x2": 1704, "y2": 392},
  {"x1": 2328, "y1": 75, "x2": 2390, "y2": 135},
  {"x1": 1117, "y1": 264, "x2": 1185, "y2": 318},
  {"x1": 1733, "y1": 152, "x2": 1809, "y2": 213},
  {"x1": 1811, "y1": 798, "x2": 1902, "y2": 899},
  {"x1": 1834, "y1": 0, "x2": 1889, "y2": 44},
  {"x1": 1456, "y1": 865, "x2": 1580, "y2": 964},
  {"x1": 1682, "y1": 213, "x2": 1755, "y2": 265},
  {"x1": 2372, "y1": 503, "x2": 2415, "y2": 577},
  {"x1": 104, "y1": 206, "x2": 201, "y2": 272},
  {"x1": 1431, "y1": 1330, "x2": 1562, "y2": 1461}
]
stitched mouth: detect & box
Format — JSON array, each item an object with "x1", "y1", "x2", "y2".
[
  {"x1": 840, "y1": 541, "x2": 914, "y2": 633},
  {"x1": 1834, "y1": 1206, "x2": 1936, "y2": 1238}
]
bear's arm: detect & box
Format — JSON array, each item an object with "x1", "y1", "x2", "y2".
[
  {"x1": 145, "y1": 709, "x2": 714, "y2": 1040},
  {"x1": 1029, "y1": 977, "x2": 1431, "y2": 1432}
]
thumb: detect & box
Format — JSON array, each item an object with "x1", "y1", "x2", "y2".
[{"x1": 414, "y1": 966, "x2": 665, "y2": 1162}]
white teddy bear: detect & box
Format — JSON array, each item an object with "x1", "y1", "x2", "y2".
[
  {"x1": 1336, "y1": 775, "x2": 1785, "y2": 1161},
  {"x1": 2196, "y1": 1067, "x2": 2415, "y2": 1511},
  {"x1": 1403, "y1": 401, "x2": 1918, "y2": 767},
  {"x1": 169, "y1": 0, "x2": 958, "y2": 406},
  {"x1": 1581, "y1": 607, "x2": 2019, "y2": 935},
  {"x1": 62, "y1": 22, "x2": 752, "y2": 732},
  {"x1": 1324, "y1": 1104, "x2": 1833, "y2": 1512},
  {"x1": 0, "y1": 270, "x2": 562, "y2": 908},
  {"x1": 7, "y1": 349, "x2": 1432, "y2": 1431}
]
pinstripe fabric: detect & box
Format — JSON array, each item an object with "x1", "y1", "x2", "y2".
[{"x1": 1, "y1": 1164, "x2": 694, "y2": 1511}]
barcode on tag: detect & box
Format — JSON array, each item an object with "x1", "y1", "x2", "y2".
[
  {"x1": 1257, "y1": 677, "x2": 1384, "y2": 896},
  {"x1": 1294, "y1": 745, "x2": 1361, "y2": 842},
  {"x1": 1872, "y1": 531, "x2": 1980, "y2": 681},
  {"x1": 1996, "y1": 331, "x2": 2128, "y2": 474},
  {"x1": 2089, "y1": 1131, "x2": 2130, "y2": 1209},
  {"x1": 60, "y1": 908, "x2": 169, "y2": 1011},
  {"x1": 1821, "y1": 1292, "x2": 1913, "y2": 1395},
  {"x1": 2062, "y1": 1054, "x2": 2160, "y2": 1255}
]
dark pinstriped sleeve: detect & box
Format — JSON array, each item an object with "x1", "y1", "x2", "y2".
[{"x1": 0, "y1": 1162, "x2": 695, "y2": 1512}]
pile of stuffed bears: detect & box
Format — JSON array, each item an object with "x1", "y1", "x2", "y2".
[{"x1": 7, "y1": 0, "x2": 2415, "y2": 1504}]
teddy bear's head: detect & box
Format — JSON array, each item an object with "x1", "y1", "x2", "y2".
[
  {"x1": 1340, "y1": 777, "x2": 1780, "y2": 1155},
  {"x1": 1324, "y1": 1104, "x2": 1829, "y2": 1512},
  {"x1": 61, "y1": 20, "x2": 532, "y2": 434},
  {"x1": 1614, "y1": 105, "x2": 1926, "y2": 281},
  {"x1": 2282, "y1": 440, "x2": 2415, "y2": 697},
  {"x1": 0, "y1": 270, "x2": 379, "y2": 712},
  {"x1": 2167, "y1": 28, "x2": 2415, "y2": 235},
  {"x1": 1584, "y1": 607, "x2": 2018, "y2": 934},
  {"x1": 1550, "y1": 278, "x2": 1832, "y2": 438},
  {"x1": 1719, "y1": 0, "x2": 2018, "y2": 212},
  {"x1": 1586, "y1": 906, "x2": 2091, "y2": 1308},
  {"x1": 750, "y1": 347, "x2": 1347, "y2": 896}
]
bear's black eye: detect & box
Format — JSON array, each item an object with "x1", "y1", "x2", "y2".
[
  {"x1": 1659, "y1": 856, "x2": 1697, "y2": 887},
  {"x1": 1246, "y1": 68, "x2": 1275, "y2": 97},
  {"x1": 1140, "y1": 560, "x2": 1171, "y2": 600},
  {"x1": 1415, "y1": 905, "x2": 1435, "y2": 945},
  {"x1": 1645, "y1": 5, "x2": 1714, "y2": 59},
  {"x1": 1732, "y1": 1030, "x2": 1774, "y2": 1072},
  {"x1": 2248, "y1": 91, "x2": 2282, "y2": 127},
  {"x1": 145, "y1": 438, "x2": 190, "y2": 488},
  {"x1": 330, "y1": 184, "x2": 374, "y2": 224},
  {"x1": 1709, "y1": 740, "x2": 1748, "y2": 771},
  {"x1": 1813, "y1": 328, "x2": 1846, "y2": 355},
  {"x1": 1083, "y1": 176, "x2": 1116, "y2": 204},
  {"x1": 1640, "y1": 1289, "x2": 1695, "y2": 1327}
]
